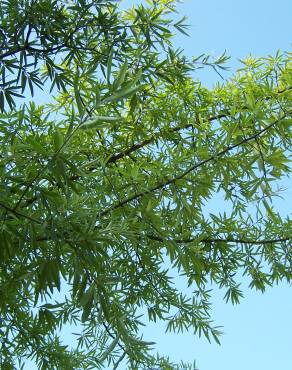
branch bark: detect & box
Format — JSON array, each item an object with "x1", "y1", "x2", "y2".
[
  {"x1": 73, "y1": 86, "x2": 291, "y2": 178},
  {"x1": 97, "y1": 111, "x2": 290, "y2": 217},
  {"x1": 145, "y1": 233, "x2": 290, "y2": 245},
  {"x1": 0, "y1": 202, "x2": 42, "y2": 224}
]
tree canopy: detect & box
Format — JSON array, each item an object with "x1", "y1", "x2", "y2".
[{"x1": 0, "y1": 0, "x2": 291, "y2": 369}]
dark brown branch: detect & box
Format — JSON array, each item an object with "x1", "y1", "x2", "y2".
[
  {"x1": 73, "y1": 85, "x2": 291, "y2": 175},
  {"x1": 108, "y1": 113, "x2": 228, "y2": 163},
  {"x1": 0, "y1": 46, "x2": 26, "y2": 60},
  {"x1": 21, "y1": 90, "x2": 291, "y2": 207},
  {"x1": 145, "y1": 233, "x2": 290, "y2": 245},
  {"x1": 31, "y1": 231, "x2": 290, "y2": 250},
  {"x1": 0, "y1": 202, "x2": 42, "y2": 224},
  {"x1": 97, "y1": 111, "x2": 290, "y2": 218},
  {"x1": 70, "y1": 112, "x2": 229, "y2": 181}
]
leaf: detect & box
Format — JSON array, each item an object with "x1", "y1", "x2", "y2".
[
  {"x1": 49, "y1": 261, "x2": 61, "y2": 292},
  {"x1": 40, "y1": 189, "x2": 64, "y2": 207},
  {"x1": 102, "y1": 84, "x2": 146, "y2": 104},
  {"x1": 53, "y1": 129, "x2": 63, "y2": 151},
  {"x1": 113, "y1": 60, "x2": 128, "y2": 90},
  {"x1": 27, "y1": 137, "x2": 48, "y2": 155},
  {"x1": 74, "y1": 70, "x2": 84, "y2": 117},
  {"x1": 72, "y1": 268, "x2": 81, "y2": 298},
  {"x1": 128, "y1": 337, "x2": 156, "y2": 346},
  {"x1": 81, "y1": 300, "x2": 93, "y2": 322},
  {"x1": 80, "y1": 284, "x2": 95, "y2": 306},
  {"x1": 80, "y1": 115, "x2": 125, "y2": 130},
  {"x1": 262, "y1": 199, "x2": 278, "y2": 223},
  {"x1": 0, "y1": 91, "x2": 4, "y2": 112},
  {"x1": 95, "y1": 84, "x2": 101, "y2": 107},
  {"x1": 107, "y1": 47, "x2": 114, "y2": 85},
  {"x1": 98, "y1": 335, "x2": 120, "y2": 363}
]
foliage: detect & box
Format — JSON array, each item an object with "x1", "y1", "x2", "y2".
[{"x1": 0, "y1": 0, "x2": 291, "y2": 369}]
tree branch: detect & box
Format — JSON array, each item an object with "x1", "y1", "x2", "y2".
[
  {"x1": 0, "y1": 202, "x2": 42, "y2": 224},
  {"x1": 97, "y1": 111, "x2": 290, "y2": 217},
  {"x1": 70, "y1": 112, "x2": 229, "y2": 181},
  {"x1": 145, "y1": 233, "x2": 290, "y2": 245},
  {"x1": 74, "y1": 85, "x2": 291, "y2": 176}
]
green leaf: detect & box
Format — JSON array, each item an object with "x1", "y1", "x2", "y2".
[
  {"x1": 80, "y1": 115, "x2": 125, "y2": 130},
  {"x1": 98, "y1": 335, "x2": 120, "y2": 363},
  {"x1": 53, "y1": 129, "x2": 63, "y2": 151},
  {"x1": 113, "y1": 60, "x2": 128, "y2": 90},
  {"x1": 80, "y1": 283, "x2": 95, "y2": 307},
  {"x1": 102, "y1": 84, "x2": 146, "y2": 104},
  {"x1": 107, "y1": 47, "x2": 114, "y2": 85},
  {"x1": 74, "y1": 71, "x2": 84, "y2": 117}
]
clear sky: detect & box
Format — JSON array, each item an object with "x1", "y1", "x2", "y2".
[
  {"x1": 24, "y1": 1, "x2": 292, "y2": 369},
  {"x1": 118, "y1": 1, "x2": 292, "y2": 370}
]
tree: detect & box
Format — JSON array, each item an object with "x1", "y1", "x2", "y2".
[{"x1": 0, "y1": 0, "x2": 291, "y2": 368}]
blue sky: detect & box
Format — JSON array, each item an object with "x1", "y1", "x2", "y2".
[
  {"x1": 118, "y1": 1, "x2": 292, "y2": 370},
  {"x1": 23, "y1": 1, "x2": 291, "y2": 369}
]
